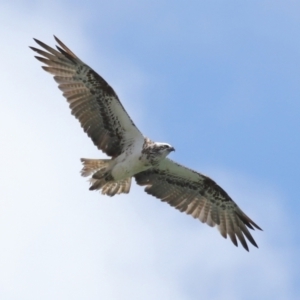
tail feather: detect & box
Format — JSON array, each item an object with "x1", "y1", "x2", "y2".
[
  {"x1": 101, "y1": 178, "x2": 132, "y2": 196},
  {"x1": 80, "y1": 158, "x2": 132, "y2": 196},
  {"x1": 80, "y1": 158, "x2": 110, "y2": 177}
]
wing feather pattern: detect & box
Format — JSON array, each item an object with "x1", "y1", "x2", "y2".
[
  {"x1": 30, "y1": 36, "x2": 143, "y2": 157},
  {"x1": 135, "y1": 158, "x2": 262, "y2": 251}
]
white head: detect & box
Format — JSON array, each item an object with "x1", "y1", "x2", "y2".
[{"x1": 152, "y1": 142, "x2": 175, "y2": 160}]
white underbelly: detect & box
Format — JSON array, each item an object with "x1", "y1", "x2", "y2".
[{"x1": 111, "y1": 154, "x2": 150, "y2": 180}]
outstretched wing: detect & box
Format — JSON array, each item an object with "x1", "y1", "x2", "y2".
[
  {"x1": 135, "y1": 158, "x2": 262, "y2": 251},
  {"x1": 30, "y1": 36, "x2": 143, "y2": 157}
]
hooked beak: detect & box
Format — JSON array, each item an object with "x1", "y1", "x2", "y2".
[{"x1": 169, "y1": 146, "x2": 175, "y2": 152}]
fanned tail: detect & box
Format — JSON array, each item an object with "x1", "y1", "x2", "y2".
[
  {"x1": 89, "y1": 177, "x2": 132, "y2": 196},
  {"x1": 80, "y1": 158, "x2": 110, "y2": 177},
  {"x1": 80, "y1": 158, "x2": 132, "y2": 196}
]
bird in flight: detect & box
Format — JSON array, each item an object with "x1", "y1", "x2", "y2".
[{"x1": 30, "y1": 36, "x2": 262, "y2": 251}]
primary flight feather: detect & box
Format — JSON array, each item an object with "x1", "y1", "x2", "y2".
[{"x1": 30, "y1": 36, "x2": 262, "y2": 251}]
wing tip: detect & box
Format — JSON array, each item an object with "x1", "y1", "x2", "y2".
[{"x1": 237, "y1": 212, "x2": 263, "y2": 232}]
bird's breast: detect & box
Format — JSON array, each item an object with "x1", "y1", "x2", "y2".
[{"x1": 111, "y1": 150, "x2": 151, "y2": 180}]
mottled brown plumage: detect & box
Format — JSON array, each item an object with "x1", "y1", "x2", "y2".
[
  {"x1": 135, "y1": 159, "x2": 261, "y2": 251},
  {"x1": 31, "y1": 36, "x2": 262, "y2": 251},
  {"x1": 31, "y1": 37, "x2": 141, "y2": 158}
]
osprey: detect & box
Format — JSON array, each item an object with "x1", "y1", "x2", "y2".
[{"x1": 31, "y1": 36, "x2": 262, "y2": 251}]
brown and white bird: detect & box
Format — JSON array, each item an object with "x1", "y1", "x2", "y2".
[{"x1": 30, "y1": 36, "x2": 262, "y2": 251}]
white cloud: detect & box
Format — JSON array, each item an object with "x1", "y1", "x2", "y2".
[{"x1": 0, "y1": 2, "x2": 297, "y2": 299}]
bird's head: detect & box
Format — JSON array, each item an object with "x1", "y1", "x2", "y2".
[
  {"x1": 152, "y1": 142, "x2": 175, "y2": 159},
  {"x1": 142, "y1": 139, "x2": 175, "y2": 165}
]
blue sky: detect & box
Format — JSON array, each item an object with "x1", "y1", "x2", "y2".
[{"x1": 0, "y1": 0, "x2": 299, "y2": 299}]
